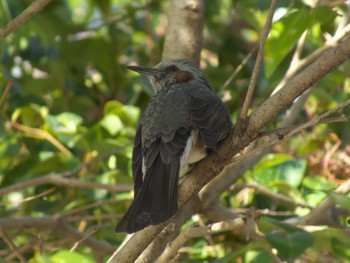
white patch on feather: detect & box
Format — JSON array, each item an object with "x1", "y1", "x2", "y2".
[
  {"x1": 141, "y1": 130, "x2": 206, "y2": 181},
  {"x1": 142, "y1": 157, "x2": 146, "y2": 181},
  {"x1": 179, "y1": 130, "x2": 206, "y2": 177},
  {"x1": 180, "y1": 130, "x2": 196, "y2": 167}
]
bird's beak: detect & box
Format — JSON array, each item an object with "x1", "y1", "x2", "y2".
[{"x1": 127, "y1": 65, "x2": 159, "y2": 76}]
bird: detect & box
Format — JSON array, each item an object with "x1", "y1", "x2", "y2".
[{"x1": 115, "y1": 59, "x2": 233, "y2": 234}]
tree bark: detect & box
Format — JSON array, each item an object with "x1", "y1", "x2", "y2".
[{"x1": 162, "y1": 0, "x2": 205, "y2": 65}]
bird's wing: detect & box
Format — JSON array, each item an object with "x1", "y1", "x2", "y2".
[
  {"x1": 132, "y1": 124, "x2": 143, "y2": 194},
  {"x1": 187, "y1": 87, "x2": 233, "y2": 149},
  {"x1": 115, "y1": 124, "x2": 143, "y2": 233},
  {"x1": 116, "y1": 110, "x2": 191, "y2": 233}
]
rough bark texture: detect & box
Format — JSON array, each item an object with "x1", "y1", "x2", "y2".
[{"x1": 162, "y1": 0, "x2": 204, "y2": 65}]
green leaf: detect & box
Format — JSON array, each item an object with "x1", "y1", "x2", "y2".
[
  {"x1": 49, "y1": 250, "x2": 94, "y2": 263},
  {"x1": 55, "y1": 112, "x2": 83, "y2": 132},
  {"x1": 46, "y1": 112, "x2": 83, "y2": 134},
  {"x1": 333, "y1": 237, "x2": 350, "y2": 260},
  {"x1": 254, "y1": 153, "x2": 294, "y2": 171},
  {"x1": 244, "y1": 250, "x2": 274, "y2": 263},
  {"x1": 265, "y1": 6, "x2": 336, "y2": 78},
  {"x1": 264, "y1": 219, "x2": 314, "y2": 261},
  {"x1": 312, "y1": 227, "x2": 350, "y2": 260},
  {"x1": 266, "y1": 230, "x2": 313, "y2": 261},
  {"x1": 279, "y1": 159, "x2": 307, "y2": 187},
  {"x1": 271, "y1": 181, "x2": 303, "y2": 202},
  {"x1": 263, "y1": 216, "x2": 302, "y2": 233},
  {"x1": 100, "y1": 114, "x2": 124, "y2": 135},
  {"x1": 265, "y1": 9, "x2": 311, "y2": 77},
  {"x1": 103, "y1": 100, "x2": 140, "y2": 126},
  {"x1": 214, "y1": 240, "x2": 269, "y2": 263},
  {"x1": 252, "y1": 157, "x2": 306, "y2": 187},
  {"x1": 302, "y1": 176, "x2": 337, "y2": 191},
  {"x1": 312, "y1": 6, "x2": 337, "y2": 25}
]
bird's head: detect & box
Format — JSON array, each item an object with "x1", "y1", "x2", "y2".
[{"x1": 127, "y1": 59, "x2": 210, "y2": 93}]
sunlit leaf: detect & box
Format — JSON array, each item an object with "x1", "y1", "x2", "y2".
[
  {"x1": 49, "y1": 250, "x2": 94, "y2": 263},
  {"x1": 265, "y1": 9, "x2": 311, "y2": 77},
  {"x1": 100, "y1": 114, "x2": 123, "y2": 135}
]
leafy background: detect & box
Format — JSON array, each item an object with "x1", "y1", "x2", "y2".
[{"x1": 0, "y1": 0, "x2": 350, "y2": 262}]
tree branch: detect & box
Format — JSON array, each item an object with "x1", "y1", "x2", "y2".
[
  {"x1": 0, "y1": 172, "x2": 132, "y2": 196},
  {"x1": 232, "y1": 183, "x2": 313, "y2": 209},
  {"x1": 0, "y1": 0, "x2": 52, "y2": 40},
  {"x1": 0, "y1": 216, "x2": 116, "y2": 255},
  {"x1": 240, "y1": 0, "x2": 277, "y2": 119},
  {"x1": 109, "y1": 37, "x2": 350, "y2": 263},
  {"x1": 10, "y1": 121, "x2": 72, "y2": 157},
  {"x1": 157, "y1": 207, "x2": 265, "y2": 263},
  {"x1": 0, "y1": 148, "x2": 132, "y2": 196},
  {"x1": 248, "y1": 37, "x2": 350, "y2": 134},
  {"x1": 0, "y1": 228, "x2": 27, "y2": 263},
  {"x1": 156, "y1": 217, "x2": 246, "y2": 263},
  {"x1": 297, "y1": 177, "x2": 350, "y2": 225},
  {"x1": 162, "y1": 0, "x2": 205, "y2": 64},
  {"x1": 0, "y1": 80, "x2": 14, "y2": 108}
]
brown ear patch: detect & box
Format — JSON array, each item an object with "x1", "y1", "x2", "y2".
[{"x1": 175, "y1": 71, "x2": 194, "y2": 84}]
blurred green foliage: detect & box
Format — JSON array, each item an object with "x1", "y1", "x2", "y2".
[{"x1": 1, "y1": 0, "x2": 350, "y2": 262}]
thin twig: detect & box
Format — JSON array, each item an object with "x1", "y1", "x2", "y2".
[
  {"x1": 259, "y1": 115, "x2": 350, "y2": 139},
  {"x1": 5, "y1": 241, "x2": 36, "y2": 262},
  {"x1": 232, "y1": 183, "x2": 313, "y2": 209},
  {"x1": 240, "y1": 0, "x2": 277, "y2": 119},
  {"x1": 220, "y1": 46, "x2": 257, "y2": 92},
  {"x1": 0, "y1": 229, "x2": 27, "y2": 263},
  {"x1": 11, "y1": 121, "x2": 72, "y2": 156},
  {"x1": 0, "y1": 80, "x2": 14, "y2": 108},
  {"x1": 298, "y1": 177, "x2": 350, "y2": 225},
  {"x1": 0, "y1": 0, "x2": 52, "y2": 40},
  {"x1": 70, "y1": 226, "x2": 99, "y2": 252},
  {"x1": 243, "y1": 100, "x2": 350, "y2": 164},
  {"x1": 0, "y1": 216, "x2": 116, "y2": 254},
  {"x1": 156, "y1": 209, "x2": 267, "y2": 263},
  {"x1": 272, "y1": 31, "x2": 309, "y2": 95},
  {"x1": 0, "y1": 172, "x2": 132, "y2": 196},
  {"x1": 0, "y1": 147, "x2": 132, "y2": 196},
  {"x1": 271, "y1": 99, "x2": 350, "y2": 142},
  {"x1": 258, "y1": 209, "x2": 297, "y2": 217},
  {"x1": 62, "y1": 146, "x2": 127, "y2": 178},
  {"x1": 155, "y1": 217, "x2": 246, "y2": 263},
  {"x1": 63, "y1": 198, "x2": 119, "y2": 217},
  {"x1": 66, "y1": 214, "x2": 120, "y2": 222},
  {"x1": 275, "y1": 22, "x2": 350, "y2": 94},
  {"x1": 0, "y1": 187, "x2": 56, "y2": 206}
]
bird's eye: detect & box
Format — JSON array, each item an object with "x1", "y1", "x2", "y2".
[{"x1": 167, "y1": 65, "x2": 179, "y2": 72}]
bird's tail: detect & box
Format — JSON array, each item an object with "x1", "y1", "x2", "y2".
[{"x1": 115, "y1": 154, "x2": 179, "y2": 234}]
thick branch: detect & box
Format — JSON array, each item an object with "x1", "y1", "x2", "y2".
[
  {"x1": 248, "y1": 37, "x2": 350, "y2": 133},
  {"x1": 162, "y1": 0, "x2": 204, "y2": 64}
]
